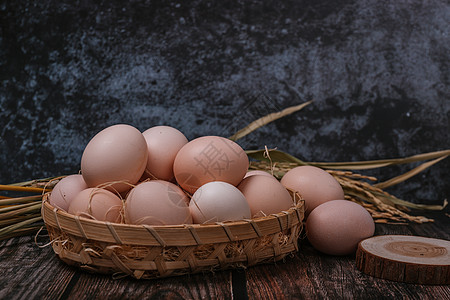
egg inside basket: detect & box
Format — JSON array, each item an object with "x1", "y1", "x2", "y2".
[{"x1": 42, "y1": 190, "x2": 304, "y2": 279}]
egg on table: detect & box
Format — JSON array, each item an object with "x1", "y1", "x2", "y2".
[{"x1": 306, "y1": 200, "x2": 375, "y2": 255}]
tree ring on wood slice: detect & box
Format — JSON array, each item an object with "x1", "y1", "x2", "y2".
[{"x1": 356, "y1": 235, "x2": 450, "y2": 285}]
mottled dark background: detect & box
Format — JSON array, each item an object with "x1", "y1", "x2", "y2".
[{"x1": 1, "y1": 0, "x2": 449, "y2": 206}]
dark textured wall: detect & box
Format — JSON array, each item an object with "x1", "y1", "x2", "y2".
[{"x1": 1, "y1": 0, "x2": 449, "y2": 206}]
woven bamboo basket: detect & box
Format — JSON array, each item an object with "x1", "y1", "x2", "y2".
[{"x1": 41, "y1": 191, "x2": 305, "y2": 279}]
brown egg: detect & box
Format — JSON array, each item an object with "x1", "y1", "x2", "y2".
[
  {"x1": 173, "y1": 136, "x2": 248, "y2": 194},
  {"x1": 306, "y1": 200, "x2": 375, "y2": 255},
  {"x1": 81, "y1": 124, "x2": 148, "y2": 193},
  {"x1": 280, "y1": 165, "x2": 344, "y2": 217},
  {"x1": 189, "y1": 181, "x2": 251, "y2": 223},
  {"x1": 243, "y1": 170, "x2": 275, "y2": 179},
  {"x1": 48, "y1": 174, "x2": 88, "y2": 212},
  {"x1": 124, "y1": 180, "x2": 192, "y2": 225},
  {"x1": 238, "y1": 175, "x2": 293, "y2": 218},
  {"x1": 142, "y1": 126, "x2": 188, "y2": 181},
  {"x1": 68, "y1": 188, "x2": 123, "y2": 222}
]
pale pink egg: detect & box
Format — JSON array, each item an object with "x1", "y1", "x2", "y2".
[
  {"x1": 124, "y1": 180, "x2": 192, "y2": 225},
  {"x1": 189, "y1": 181, "x2": 251, "y2": 224},
  {"x1": 142, "y1": 126, "x2": 188, "y2": 181},
  {"x1": 281, "y1": 165, "x2": 344, "y2": 217},
  {"x1": 173, "y1": 136, "x2": 248, "y2": 194},
  {"x1": 49, "y1": 174, "x2": 88, "y2": 211},
  {"x1": 306, "y1": 200, "x2": 375, "y2": 255},
  {"x1": 81, "y1": 124, "x2": 148, "y2": 193},
  {"x1": 238, "y1": 175, "x2": 293, "y2": 218},
  {"x1": 68, "y1": 188, "x2": 123, "y2": 222}
]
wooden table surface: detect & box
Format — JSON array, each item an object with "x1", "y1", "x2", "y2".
[{"x1": 1, "y1": 211, "x2": 449, "y2": 300}]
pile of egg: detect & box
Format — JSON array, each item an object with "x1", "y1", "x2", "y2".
[
  {"x1": 48, "y1": 124, "x2": 293, "y2": 225},
  {"x1": 49, "y1": 124, "x2": 375, "y2": 256}
]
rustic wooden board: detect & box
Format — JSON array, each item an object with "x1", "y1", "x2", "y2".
[
  {"x1": 1, "y1": 211, "x2": 449, "y2": 299},
  {"x1": 244, "y1": 211, "x2": 450, "y2": 299},
  {"x1": 0, "y1": 237, "x2": 234, "y2": 300},
  {"x1": 245, "y1": 242, "x2": 450, "y2": 299},
  {"x1": 0, "y1": 236, "x2": 76, "y2": 300},
  {"x1": 62, "y1": 270, "x2": 234, "y2": 300}
]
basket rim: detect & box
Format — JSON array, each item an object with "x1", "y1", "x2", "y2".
[{"x1": 42, "y1": 192, "x2": 305, "y2": 247}]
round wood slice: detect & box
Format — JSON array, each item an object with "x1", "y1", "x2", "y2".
[{"x1": 356, "y1": 235, "x2": 450, "y2": 285}]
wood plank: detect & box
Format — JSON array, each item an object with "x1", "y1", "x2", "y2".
[
  {"x1": 0, "y1": 235, "x2": 76, "y2": 300},
  {"x1": 375, "y1": 211, "x2": 450, "y2": 240},
  {"x1": 63, "y1": 269, "x2": 233, "y2": 300},
  {"x1": 245, "y1": 211, "x2": 450, "y2": 299},
  {"x1": 0, "y1": 234, "x2": 235, "y2": 299},
  {"x1": 246, "y1": 241, "x2": 450, "y2": 299},
  {"x1": 1, "y1": 211, "x2": 449, "y2": 299}
]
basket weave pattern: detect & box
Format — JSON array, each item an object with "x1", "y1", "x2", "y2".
[{"x1": 42, "y1": 193, "x2": 304, "y2": 279}]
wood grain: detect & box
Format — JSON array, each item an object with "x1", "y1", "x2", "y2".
[
  {"x1": 244, "y1": 211, "x2": 450, "y2": 300},
  {"x1": 0, "y1": 235, "x2": 75, "y2": 300},
  {"x1": 245, "y1": 242, "x2": 450, "y2": 300},
  {"x1": 63, "y1": 270, "x2": 233, "y2": 300},
  {"x1": 1, "y1": 211, "x2": 449, "y2": 299},
  {"x1": 356, "y1": 235, "x2": 450, "y2": 284}
]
